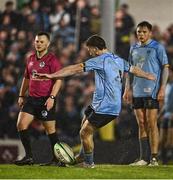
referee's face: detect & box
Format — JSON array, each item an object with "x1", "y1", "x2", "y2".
[
  {"x1": 34, "y1": 35, "x2": 50, "y2": 53},
  {"x1": 136, "y1": 26, "x2": 152, "y2": 44}
]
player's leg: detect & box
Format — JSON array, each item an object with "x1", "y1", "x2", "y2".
[
  {"x1": 79, "y1": 111, "x2": 116, "y2": 168},
  {"x1": 130, "y1": 97, "x2": 150, "y2": 165},
  {"x1": 146, "y1": 108, "x2": 159, "y2": 166},
  {"x1": 75, "y1": 106, "x2": 94, "y2": 165},
  {"x1": 80, "y1": 119, "x2": 95, "y2": 167},
  {"x1": 14, "y1": 112, "x2": 34, "y2": 165},
  {"x1": 43, "y1": 120, "x2": 59, "y2": 152},
  {"x1": 145, "y1": 98, "x2": 159, "y2": 166},
  {"x1": 75, "y1": 115, "x2": 87, "y2": 164},
  {"x1": 41, "y1": 120, "x2": 65, "y2": 166},
  {"x1": 130, "y1": 108, "x2": 149, "y2": 165}
]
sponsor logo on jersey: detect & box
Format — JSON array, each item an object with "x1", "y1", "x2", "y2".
[
  {"x1": 144, "y1": 87, "x2": 152, "y2": 93},
  {"x1": 32, "y1": 69, "x2": 37, "y2": 78}
]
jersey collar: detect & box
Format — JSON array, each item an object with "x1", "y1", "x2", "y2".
[
  {"x1": 137, "y1": 39, "x2": 152, "y2": 47},
  {"x1": 36, "y1": 50, "x2": 49, "y2": 60}
]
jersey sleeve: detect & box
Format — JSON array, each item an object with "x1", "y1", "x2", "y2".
[
  {"x1": 84, "y1": 57, "x2": 103, "y2": 72},
  {"x1": 123, "y1": 59, "x2": 130, "y2": 72},
  {"x1": 128, "y1": 46, "x2": 133, "y2": 65},
  {"x1": 157, "y1": 44, "x2": 169, "y2": 66}
]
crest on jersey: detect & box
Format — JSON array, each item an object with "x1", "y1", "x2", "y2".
[
  {"x1": 29, "y1": 61, "x2": 34, "y2": 66},
  {"x1": 41, "y1": 110, "x2": 48, "y2": 118},
  {"x1": 39, "y1": 61, "x2": 45, "y2": 68}
]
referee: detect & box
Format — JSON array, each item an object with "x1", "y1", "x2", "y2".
[{"x1": 14, "y1": 32, "x2": 62, "y2": 166}]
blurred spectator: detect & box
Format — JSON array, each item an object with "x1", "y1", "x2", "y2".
[
  {"x1": 0, "y1": 1, "x2": 20, "y2": 29},
  {"x1": 115, "y1": 3, "x2": 135, "y2": 59},
  {"x1": 68, "y1": 0, "x2": 91, "y2": 50},
  {"x1": 0, "y1": 15, "x2": 13, "y2": 32},
  {"x1": 152, "y1": 25, "x2": 162, "y2": 42},
  {"x1": 159, "y1": 67, "x2": 173, "y2": 164},
  {"x1": 90, "y1": 6, "x2": 101, "y2": 35},
  {"x1": 77, "y1": 0, "x2": 91, "y2": 48},
  {"x1": 53, "y1": 17, "x2": 75, "y2": 48},
  {"x1": 49, "y1": 0, "x2": 70, "y2": 32},
  {"x1": 119, "y1": 4, "x2": 135, "y2": 33},
  {"x1": 164, "y1": 24, "x2": 173, "y2": 67}
]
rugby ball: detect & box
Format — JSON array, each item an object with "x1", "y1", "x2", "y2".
[{"x1": 54, "y1": 142, "x2": 75, "y2": 164}]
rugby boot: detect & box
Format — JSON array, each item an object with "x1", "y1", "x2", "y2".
[
  {"x1": 148, "y1": 157, "x2": 159, "y2": 166},
  {"x1": 130, "y1": 159, "x2": 148, "y2": 166},
  {"x1": 39, "y1": 158, "x2": 66, "y2": 167},
  {"x1": 14, "y1": 156, "x2": 34, "y2": 166}
]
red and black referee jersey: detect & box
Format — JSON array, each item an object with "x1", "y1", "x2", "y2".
[{"x1": 24, "y1": 52, "x2": 61, "y2": 97}]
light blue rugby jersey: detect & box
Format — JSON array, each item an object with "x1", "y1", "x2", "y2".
[
  {"x1": 129, "y1": 39, "x2": 168, "y2": 98},
  {"x1": 84, "y1": 52, "x2": 129, "y2": 116}
]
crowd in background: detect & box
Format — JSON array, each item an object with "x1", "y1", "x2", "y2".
[{"x1": 0, "y1": 0, "x2": 173, "y2": 164}]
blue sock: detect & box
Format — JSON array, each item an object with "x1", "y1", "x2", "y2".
[{"x1": 84, "y1": 152, "x2": 94, "y2": 165}]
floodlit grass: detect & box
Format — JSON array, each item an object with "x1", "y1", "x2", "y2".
[{"x1": 0, "y1": 164, "x2": 172, "y2": 179}]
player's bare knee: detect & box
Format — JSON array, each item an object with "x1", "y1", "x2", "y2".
[
  {"x1": 80, "y1": 128, "x2": 88, "y2": 140},
  {"x1": 147, "y1": 122, "x2": 157, "y2": 131},
  {"x1": 16, "y1": 121, "x2": 27, "y2": 131},
  {"x1": 46, "y1": 128, "x2": 56, "y2": 134}
]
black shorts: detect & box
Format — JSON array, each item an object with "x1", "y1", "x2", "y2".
[
  {"x1": 84, "y1": 106, "x2": 117, "y2": 128},
  {"x1": 21, "y1": 96, "x2": 56, "y2": 121},
  {"x1": 132, "y1": 97, "x2": 159, "y2": 109}
]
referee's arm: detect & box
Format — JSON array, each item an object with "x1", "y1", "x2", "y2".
[{"x1": 19, "y1": 77, "x2": 29, "y2": 97}]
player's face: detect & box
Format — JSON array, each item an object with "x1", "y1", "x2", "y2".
[
  {"x1": 87, "y1": 46, "x2": 98, "y2": 56},
  {"x1": 34, "y1": 35, "x2": 50, "y2": 52},
  {"x1": 136, "y1": 26, "x2": 152, "y2": 44}
]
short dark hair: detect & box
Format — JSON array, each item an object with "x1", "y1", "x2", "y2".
[
  {"x1": 6, "y1": 1, "x2": 13, "y2": 7},
  {"x1": 121, "y1": 3, "x2": 129, "y2": 9},
  {"x1": 36, "y1": 31, "x2": 50, "y2": 41},
  {"x1": 86, "y1": 35, "x2": 106, "y2": 50},
  {"x1": 137, "y1": 21, "x2": 152, "y2": 31}
]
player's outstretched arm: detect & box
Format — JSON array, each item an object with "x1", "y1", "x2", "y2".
[
  {"x1": 130, "y1": 66, "x2": 156, "y2": 81},
  {"x1": 36, "y1": 63, "x2": 84, "y2": 79}
]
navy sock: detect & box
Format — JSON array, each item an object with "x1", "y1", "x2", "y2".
[
  {"x1": 19, "y1": 129, "x2": 32, "y2": 158},
  {"x1": 151, "y1": 153, "x2": 158, "y2": 159},
  {"x1": 84, "y1": 152, "x2": 94, "y2": 165},
  {"x1": 139, "y1": 137, "x2": 150, "y2": 162},
  {"x1": 48, "y1": 132, "x2": 60, "y2": 153},
  {"x1": 146, "y1": 138, "x2": 151, "y2": 162}
]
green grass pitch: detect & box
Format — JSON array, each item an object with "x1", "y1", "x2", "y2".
[{"x1": 0, "y1": 164, "x2": 173, "y2": 179}]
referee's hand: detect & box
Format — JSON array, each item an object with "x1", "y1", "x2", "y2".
[
  {"x1": 45, "y1": 98, "x2": 54, "y2": 111},
  {"x1": 18, "y1": 97, "x2": 24, "y2": 108}
]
